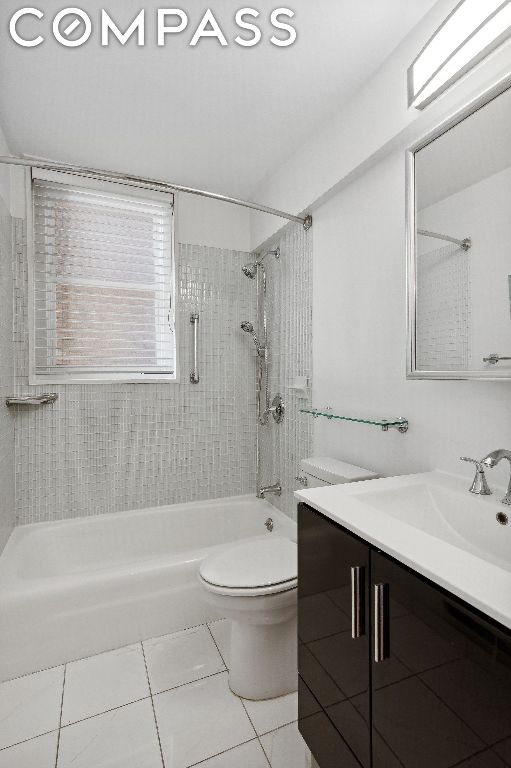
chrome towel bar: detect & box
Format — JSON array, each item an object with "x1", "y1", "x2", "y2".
[
  {"x1": 6, "y1": 393, "x2": 58, "y2": 407},
  {"x1": 190, "y1": 313, "x2": 200, "y2": 384}
]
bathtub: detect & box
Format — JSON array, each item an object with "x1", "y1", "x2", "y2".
[{"x1": 0, "y1": 495, "x2": 295, "y2": 682}]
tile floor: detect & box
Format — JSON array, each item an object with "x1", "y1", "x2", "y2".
[{"x1": 0, "y1": 620, "x2": 311, "y2": 768}]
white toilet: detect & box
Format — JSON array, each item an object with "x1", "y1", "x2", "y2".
[{"x1": 199, "y1": 457, "x2": 378, "y2": 700}]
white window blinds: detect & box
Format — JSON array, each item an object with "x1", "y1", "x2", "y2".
[{"x1": 31, "y1": 177, "x2": 175, "y2": 381}]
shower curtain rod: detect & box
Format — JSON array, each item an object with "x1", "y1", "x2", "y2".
[
  {"x1": 0, "y1": 155, "x2": 313, "y2": 230},
  {"x1": 418, "y1": 229, "x2": 471, "y2": 251}
]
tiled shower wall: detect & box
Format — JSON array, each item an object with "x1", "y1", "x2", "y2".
[
  {"x1": 258, "y1": 222, "x2": 313, "y2": 520},
  {"x1": 13, "y1": 225, "x2": 257, "y2": 524},
  {"x1": 416, "y1": 242, "x2": 471, "y2": 371},
  {"x1": 0, "y1": 202, "x2": 14, "y2": 550}
]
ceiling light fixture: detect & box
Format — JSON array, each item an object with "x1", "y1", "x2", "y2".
[{"x1": 408, "y1": 0, "x2": 511, "y2": 109}]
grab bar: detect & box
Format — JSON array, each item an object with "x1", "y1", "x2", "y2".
[
  {"x1": 6, "y1": 393, "x2": 58, "y2": 407},
  {"x1": 483, "y1": 354, "x2": 511, "y2": 365},
  {"x1": 190, "y1": 313, "x2": 200, "y2": 384}
]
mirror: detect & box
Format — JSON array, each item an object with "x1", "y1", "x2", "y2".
[{"x1": 407, "y1": 82, "x2": 511, "y2": 379}]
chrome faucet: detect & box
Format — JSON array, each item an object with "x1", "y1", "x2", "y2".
[
  {"x1": 257, "y1": 483, "x2": 282, "y2": 499},
  {"x1": 481, "y1": 449, "x2": 511, "y2": 506},
  {"x1": 460, "y1": 457, "x2": 492, "y2": 496}
]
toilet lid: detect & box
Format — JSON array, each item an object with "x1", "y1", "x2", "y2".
[{"x1": 200, "y1": 536, "x2": 297, "y2": 590}]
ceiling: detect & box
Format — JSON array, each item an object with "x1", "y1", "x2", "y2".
[{"x1": 0, "y1": 0, "x2": 437, "y2": 199}]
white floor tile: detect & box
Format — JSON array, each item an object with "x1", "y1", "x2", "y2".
[
  {"x1": 0, "y1": 665, "x2": 64, "y2": 750},
  {"x1": 57, "y1": 699, "x2": 162, "y2": 768},
  {"x1": 260, "y1": 723, "x2": 312, "y2": 768},
  {"x1": 61, "y1": 643, "x2": 149, "y2": 726},
  {"x1": 243, "y1": 692, "x2": 298, "y2": 736},
  {"x1": 154, "y1": 671, "x2": 255, "y2": 768},
  {"x1": 208, "y1": 619, "x2": 230, "y2": 666},
  {"x1": 195, "y1": 738, "x2": 270, "y2": 767},
  {"x1": 0, "y1": 731, "x2": 58, "y2": 768},
  {"x1": 144, "y1": 625, "x2": 225, "y2": 694}
]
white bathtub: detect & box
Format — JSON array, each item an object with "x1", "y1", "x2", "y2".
[{"x1": 0, "y1": 495, "x2": 295, "y2": 682}]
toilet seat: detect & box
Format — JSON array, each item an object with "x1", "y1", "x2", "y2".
[{"x1": 199, "y1": 536, "x2": 297, "y2": 597}]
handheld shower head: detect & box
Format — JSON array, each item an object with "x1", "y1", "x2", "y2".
[{"x1": 240, "y1": 321, "x2": 264, "y2": 356}]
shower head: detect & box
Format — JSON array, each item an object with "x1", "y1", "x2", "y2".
[
  {"x1": 241, "y1": 247, "x2": 280, "y2": 279},
  {"x1": 240, "y1": 321, "x2": 264, "y2": 356},
  {"x1": 242, "y1": 263, "x2": 257, "y2": 280}
]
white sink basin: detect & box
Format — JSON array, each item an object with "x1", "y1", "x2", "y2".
[
  {"x1": 356, "y1": 476, "x2": 511, "y2": 571},
  {"x1": 296, "y1": 470, "x2": 511, "y2": 628}
]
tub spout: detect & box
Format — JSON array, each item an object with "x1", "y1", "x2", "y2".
[{"x1": 257, "y1": 484, "x2": 282, "y2": 499}]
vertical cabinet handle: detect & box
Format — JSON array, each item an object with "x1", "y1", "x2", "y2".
[
  {"x1": 374, "y1": 583, "x2": 390, "y2": 663},
  {"x1": 351, "y1": 566, "x2": 365, "y2": 639}
]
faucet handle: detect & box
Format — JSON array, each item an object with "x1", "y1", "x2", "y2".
[
  {"x1": 460, "y1": 457, "x2": 492, "y2": 496},
  {"x1": 460, "y1": 456, "x2": 485, "y2": 471}
]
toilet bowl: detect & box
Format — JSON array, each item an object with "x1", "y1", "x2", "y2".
[
  {"x1": 199, "y1": 536, "x2": 297, "y2": 700},
  {"x1": 199, "y1": 457, "x2": 378, "y2": 701}
]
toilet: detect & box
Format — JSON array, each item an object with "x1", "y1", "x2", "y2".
[{"x1": 198, "y1": 457, "x2": 378, "y2": 700}]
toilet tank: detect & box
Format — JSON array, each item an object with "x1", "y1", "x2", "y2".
[{"x1": 300, "y1": 457, "x2": 378, "y2": 488}]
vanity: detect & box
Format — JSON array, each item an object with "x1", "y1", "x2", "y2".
[{"x1": 296, "y1": 471, "x2": 511, "y2": 768}]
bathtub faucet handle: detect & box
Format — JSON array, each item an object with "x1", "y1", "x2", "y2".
[{"x1": 265, "y1": 518, "x2": 274, "y2": 532}]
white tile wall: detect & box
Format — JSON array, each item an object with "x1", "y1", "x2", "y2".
[
  {"x1": 258, "y1": 223, "x2": 313, "y2": 520},
  {"x1": 0, "y1": 202, "x2": 14, "y2": 553},
  {"x1": 13, "y1": 227, "x2": 257, "y2": 523},
  {"x1": 416, "y1": 242, "x2": 471, "y2": 371}
]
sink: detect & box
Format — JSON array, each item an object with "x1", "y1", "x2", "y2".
[
  {"x1": 296, "y1": 469, "x2": 511, "y2": 628},
  {"x1": 354, "y1": 474, "x2": 511, "y2": 572}
]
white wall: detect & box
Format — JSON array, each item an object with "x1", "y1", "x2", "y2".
[
  {"x1": 312, "y1": 149, "x2": 511, "y2": 491},
  {"x1": 177, "y1": 193, "x2": 250, "y2": 252},
  {"x1": 250, "y1": 0, "x2": 511, "y2": 250}
]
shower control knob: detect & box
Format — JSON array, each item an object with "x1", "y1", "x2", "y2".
[{"x1": 268, "y1": 394, "x2": 285, "y2": 424}]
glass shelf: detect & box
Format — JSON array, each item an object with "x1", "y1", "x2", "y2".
[{"x1": 300, "y1": 409, "x2": 409, "y2": 434}]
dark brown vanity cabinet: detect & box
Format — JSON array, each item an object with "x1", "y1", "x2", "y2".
[{"x1": 298, "y1": 503, "x2": 511, "y2": 768}]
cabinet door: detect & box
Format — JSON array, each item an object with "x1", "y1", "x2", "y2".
[
  {"x1": 297, "y1": 504, "x2": 371, "y2": 768},
  {"x1": 371, "y1": 551, "x2": 511, "y2": 768}
]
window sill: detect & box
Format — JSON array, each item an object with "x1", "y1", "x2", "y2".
[{"x1": 28, "y1": 375, "x2": 180, "y2": 386}]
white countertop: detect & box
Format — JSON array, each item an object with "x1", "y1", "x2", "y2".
[{"x1": 296, "y1": 470, "x2": 511, "y2": 630}]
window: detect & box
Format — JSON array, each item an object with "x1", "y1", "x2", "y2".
[{"x1": 29, "y1": 171, "x2": 176, "y2": 383}]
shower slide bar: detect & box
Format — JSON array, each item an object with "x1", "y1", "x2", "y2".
[
  {"x1": 0, "y1": 155, "x2": 313, "y2": 230},
  {"x1": 6, "y1": 393, "x2": 58, "y2": 407},
  {"x1": 418, "y1": 229, "x2": 471, "y2": 251},
  {"x1": 190, "y1": 313, "x2": 200, "y2": 384}
]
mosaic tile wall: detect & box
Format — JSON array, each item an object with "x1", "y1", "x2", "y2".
[
  {"x1": 416, "y1": 242, "x2": 471, "y2": 371},
  {"x1": 257, "y1": 222, "x2": 313, "y2": 520},
  {"x1": 13, "y1": 224, "x2": 257, "y2": 524},
  {"x1": 0, "y1": 202, "x2": 14, "y2": 551}
]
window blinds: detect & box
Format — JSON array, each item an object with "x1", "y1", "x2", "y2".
[{"x1": 32, "y1": 178, "x2": 175, "y2": 379}]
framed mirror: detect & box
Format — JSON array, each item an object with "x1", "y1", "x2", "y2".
[{"x1": 407, "y1": 79, "x2": 511, "y2": 379}]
